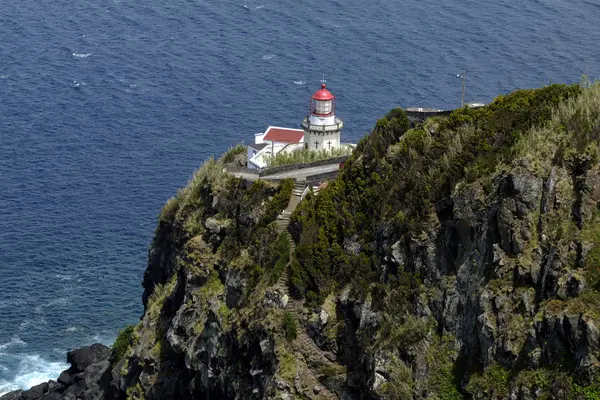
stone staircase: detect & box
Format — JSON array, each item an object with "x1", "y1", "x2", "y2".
[{"x1": 273, "y1": 179, "x2": 344, "y2": 399}]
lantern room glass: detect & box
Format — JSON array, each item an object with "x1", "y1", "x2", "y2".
[{"x1": 314, "y1": 99, "x2": 332, "y2": 115}]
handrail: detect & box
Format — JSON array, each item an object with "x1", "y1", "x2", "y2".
[{"x1": 300, "y1": 185, "x2": 310, "y2": 201}]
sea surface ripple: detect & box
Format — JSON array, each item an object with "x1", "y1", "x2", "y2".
[{"x1": 1, "y1": 0, "x2": 599, "y2": 392}]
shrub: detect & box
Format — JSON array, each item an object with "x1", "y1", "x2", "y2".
[
  {"x1": 466, "y1": 364, "x2": 510, "y2": 398},
  {"x1": 283, "y1": 311, "x2": 297, "y2": 340},
  {"x1": 270, "y1": 233, "x2": 291, "y2": 284},
  {"x1": 111, "y1": 325, "x2": 135, "y2": 363},
  {"x1": 266, "y1": 146, "x2": 353, "y2": 167},
  {"x1": 258, "y1": 178, "x2": 294, "y2": 228},
  {"x1": 222, "y1": 143, "x2": 246, "y2": 164}
]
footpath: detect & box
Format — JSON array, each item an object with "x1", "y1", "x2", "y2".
[{"x1": 272, "y1": 179, "x2": 344, "y2": 400}]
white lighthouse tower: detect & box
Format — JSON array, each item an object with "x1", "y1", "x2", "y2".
[{"x1": 301, "y1": 82, "x2": 344, "y2": 151}]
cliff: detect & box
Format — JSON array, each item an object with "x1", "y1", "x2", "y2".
[{"x1": 4, "y1": 82, "x2": 600, "y2": 400}]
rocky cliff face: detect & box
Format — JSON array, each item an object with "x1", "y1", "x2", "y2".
[{"x1": 5, "y1": 84, "x2": 600, "y2": 400}]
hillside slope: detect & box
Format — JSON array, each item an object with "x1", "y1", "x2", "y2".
[
  {"x1": 115, "y1": 83, "x2": 600, "y2": 399},
  {"x1": 7, "y1": 83, "x2": 600, "y2": 400}
]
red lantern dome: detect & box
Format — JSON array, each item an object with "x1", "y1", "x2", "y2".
[
  {"x1": 311, "y1": 83, "x2": 335, "y2": 116},
  {"x1": 313, "y1": 83, "x2": 334, "y2": 101}
]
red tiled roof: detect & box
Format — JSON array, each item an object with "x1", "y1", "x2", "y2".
[{"x1": 263, "y1": 127, "x2": 304, "y2": 144}]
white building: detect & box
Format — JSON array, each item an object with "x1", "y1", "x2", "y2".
[
  {"x1": 247, "y1": 82, "x2": 345, "y2": 169},
  {"x1": 248, "y1": 126, "x2": 305, "y2": 169}
]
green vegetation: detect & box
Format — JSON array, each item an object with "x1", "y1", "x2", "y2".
[
  {"x1": 126, "y1": 382, "x2": 144, "y2": 400},
  {"x1": 222, "y1": 142, "x2": 246, "y2": 164},
  {"x1": 283, "y1": 311, "x2": 297, "y2": 341},
  {"x1": 575, "y1": 377, "x2": 600, "y2": 400},
  {"x1": 265, "y1": 146, "x2": 353, "y2": 167},
  {"x1": 424, "y1": 336, "x2": 463, "y2": 399},
  {"x1": 377, "y1": 355, "x2": 414, "y2": 400},
  {"x1": 285, "y1": 83, "x2": 600, "y2": 392},
  {"x1": 466, "y1": 363, "x2": 510, "y2": 398},
  {"x1": 270, "y1": 233, "x2": 291, "y2": 284},
  {"x1": 278, "y1": 351, "x2": 297, "y2": 382},
  {"x1": 257, "y1": 178, "x2": 294, "y2": 228},
  {"x1": 147, "y1": 275, "x2": 178, "y2": 323},
  {"x1": 198, "y1": 270, "x2": 225, "y2": 299},
  {"x1": 465, "y1": 366, "x2": 600, "y2": 399},
  {"x1": 111, "y1": 325, "x2": 135, "y2": 363},
  {"x1": 291, "y1": 84, "x2": 582, "y2": 301},
  {"x1": 157, "y1": 156, "x2": 231, "y2": 234}
]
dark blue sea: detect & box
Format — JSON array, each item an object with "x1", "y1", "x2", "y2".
[{"x1": 1, "y1": 0, "x2": 599, "y2": 392}]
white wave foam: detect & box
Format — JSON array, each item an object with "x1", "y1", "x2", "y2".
[
  {"x1": 0, "y1": 336, "x2": 26, "y2": 351},
  {"x1": 0, "y1": 354, "x2": 67, "y2": 396},
  {"x1": 293, "y1": 80, "x2": 305, "y2": 85},
  {"x1": 72, "y1": 53, "x2": 92, "y2": 58},
  {"x1": 262, "y1": 54, "x2": 274, "y2": 60},
  {"x1": 18, "y1": 319, "x2": 35, "y2": 331}
]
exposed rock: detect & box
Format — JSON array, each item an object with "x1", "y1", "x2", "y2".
[
  {"x1": 83, "y1": 360, "x2": 111, "y2": 400},
  {"x1": 57, "y1": 370, "x2": 76, "y2": 386},
  {"x1": 67, "y1": 344, "x2": 111, "y2": 373},
  {"x1": 205, "y1": 217, "x2": 231, "y2": 234},
  {"x1": 1, "y1": 343, "x2": 112, "y2": 400},
  {"x1": 319, "y1": 309, "x2": 329, "y2": 326},
  {"x1": 0, "y1": 391, "x2": 23, "y2": 400},
  {"x1": 22, "y1": 382, "x2": 48, "y2": 400}
]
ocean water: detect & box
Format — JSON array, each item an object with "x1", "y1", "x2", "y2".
[{"x1": 1, "y1": 0, "x2": 599, "y2": 393}]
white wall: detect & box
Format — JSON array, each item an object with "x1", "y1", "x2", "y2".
[{"x1": 304, "y1": 130, "x2": 341, "y2": 151}]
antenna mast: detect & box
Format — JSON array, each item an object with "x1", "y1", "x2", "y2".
[{"x1": 461, "y1": 70, "x2": 466, "y2": 107}]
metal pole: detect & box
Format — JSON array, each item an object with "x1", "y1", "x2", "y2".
[{"x1": 461, "y1": 70, "x2": 466, "y2": 107}]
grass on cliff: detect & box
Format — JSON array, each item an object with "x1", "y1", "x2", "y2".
[
  {"x1": 111, "y1": 325, "x2": 135, "y2": 364},
  {"x1": 222, "y1": 142, "x2": 246, "y2": 164},
  {"x1": 147, "y1": 275, "x2": 178, "y2": 323},
  {"x1": 157, "y1": 156, "x2": 231, "y2": 230}
]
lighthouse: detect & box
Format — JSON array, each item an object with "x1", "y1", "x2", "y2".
[{"x1": 301, "y1": 82, "x2": 344, "y2": 151}]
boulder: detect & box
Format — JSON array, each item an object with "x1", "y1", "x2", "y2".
[
  {"x1": 46, "y1": 381, "x2": 63, "y2": 394},
  {"x1": 22, "y1": 382, "x2": 48, "y2": 400},
  {"x1": 0, "y1": 390, "x2": 23, "y2": 400},
  {"x1": 67, "y1": 344, "x2": 111, "y2": 373},
  {"x1": 60, "y1": 380, "x2": 86, "y2": 400},
  {"x1": 205, "y1": 217, "x2": 231, "y2": 235},
  {"x1": 57, "y1": 370, "x2": 75, "y2": 386},
  {"x1": 84, "y1": 360, "x2": 112, "y2": 400}
]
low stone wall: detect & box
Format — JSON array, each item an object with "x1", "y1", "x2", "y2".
[
  {"x1": 306, "y1": 170, "x2": 341, "y2": 187},
  {"x1": 259, "y1": 155, "x2": 350, "y2": 177},
  {"x1": 405, "y1": 109, "x2": 453, "y2": 123}
]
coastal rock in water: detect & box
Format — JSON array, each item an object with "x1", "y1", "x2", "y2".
[
  {"x1": 0, "y1": 391, "x2": 23, "y2": 400},
  {"x1": 67, "y1": 344, "x2": 111, "y2": 373},
  {"x1": 0, "y1": 343, "x2": 112, "y2": 400}
]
